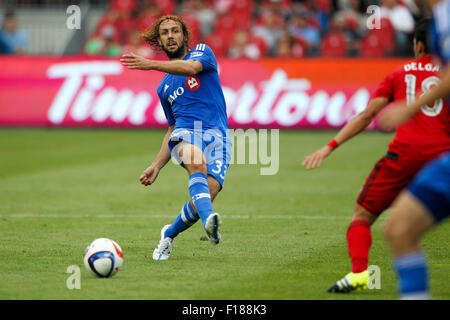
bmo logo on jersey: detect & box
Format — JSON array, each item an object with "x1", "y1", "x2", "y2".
[
  {"x1": 167, "y1": 76, "x2": 200, "y2": 105},
  {"x1": 168, "y1": 87, "x2": 185, "y2": 105},
  {"x1": 186, "y1": 76, "x2": 200, "y2": 91}
]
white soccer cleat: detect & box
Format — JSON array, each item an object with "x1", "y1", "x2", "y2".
[
  {"x1": 205, "y1": 213, "x2": 222, "y2": 245},
  {"x1": 152, "y1": 224, "x2": 173, "y2": 261}
]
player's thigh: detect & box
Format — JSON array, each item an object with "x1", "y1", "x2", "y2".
[
  {"x1": 176, "y1": 141, "x2": 207, "y2": 174},
  {"x1": 384, "y1": 191, "x2": 434, "y2": 250},
  {"x1": 356, "y1": 154, "x2": 424, "y2": 218}
]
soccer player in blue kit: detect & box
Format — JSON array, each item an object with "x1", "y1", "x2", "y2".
[
  {"x1": 120, "y1": 15, "x2": 231, "y2": 260},
  {"x1": 378, "y1": 0, "x2": 450, "y2": 299}
]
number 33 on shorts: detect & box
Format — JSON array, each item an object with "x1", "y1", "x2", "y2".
[{"x1": 210, "y1": 160, "x2": 229, "y2": 181}]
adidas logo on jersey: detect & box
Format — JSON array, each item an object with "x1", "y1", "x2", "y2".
[
  {"x1": 194, "y1": 43, "x2": 206, "y2": 51},
  {"x1": 190, "y1": 52, "x2": 203, "y2": 58},
  {"x1": 190, "y1": 44, "x2": 206, "y2": 58}
]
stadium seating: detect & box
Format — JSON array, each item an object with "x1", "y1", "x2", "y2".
[
  {"x1": 0, "y1": 0, "x2": 414, "y2": 57},
  {"x1": 360, "y1": 18, "x2": 395, "y2": 57},
  {"x1": 321, "y1": 31, "x2": 347, "y2": 57}
]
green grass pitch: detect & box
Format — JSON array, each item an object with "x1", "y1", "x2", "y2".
[{"x1": 0, "y1": 128, "x2": 448, "y2": 300}]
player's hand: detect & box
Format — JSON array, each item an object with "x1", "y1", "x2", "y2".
[
  {"x1": 377, "y1": 102, "x2": 410, "y2": 131},
  {"x1": 302, "y1": 145, "x2": 333, "y2": 169},
  {"x1": 120, "y1": 52, "x2": 152, "y2": 70},
  {"x1": 140, "y1": 165, "x2": 159, "y2": 186}
]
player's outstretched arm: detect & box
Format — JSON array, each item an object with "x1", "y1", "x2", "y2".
[
  {"x1": 120, "y1": 52, "x2": 203, "y2": 76},
  {"x1": 302, "y1": 97, "x2": 388, "y2": 169},
  {"x1": 140, "y1": 125, "x2": 174, "y2": 186},
  {"x1": 378, "y1": 66, "x2": 450, "y2": 130}
]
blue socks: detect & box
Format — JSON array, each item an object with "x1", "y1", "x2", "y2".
[
  {"x1": 188, "y1": 172, "x2": 213, "y2": 226},
  {"x1": 163, "y1": 172, "x2": 212, "y2": 239},
  {"x1": 394, "y1": 251, "x2": 430, "y2": 300},
  {"x1": 164, "y1": 201, "x2": 199, "y2": 239}
]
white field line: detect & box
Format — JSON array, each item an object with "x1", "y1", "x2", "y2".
[{"x1": 0, "y1": 213, "x2": 358, "y2": 220}]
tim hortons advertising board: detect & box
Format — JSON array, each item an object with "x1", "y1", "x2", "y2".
[{"x1": 0, "y1": 56, "x2": 407, "y2": 128}]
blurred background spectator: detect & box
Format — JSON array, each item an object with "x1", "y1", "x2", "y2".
[
  {"x1": 379, "y1": 0, "x2": 415, "y2": 56},
  {"x1": 228, "y1": 28, "x2": 262, "y2": 59},
  {"x1": 122, "y1": 30, "x2": 157, "y2": 58},
  {"x1": 0, "y1": 11, "x2": 29, "y2": 54},
  {"x1": 274, "y1": 30, "x2": 304, "y2": 57},
  {"x1": 83, "y1": 25, "x2": 122, "y2": 57},
  {"x1": 0, "y1": 0, "x2": 432, "y2": 57},
  {"x1": 288, "y1": 12, "x2": 320, "y2": 56}
]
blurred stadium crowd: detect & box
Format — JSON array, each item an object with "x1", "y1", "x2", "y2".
[{"x1": 1, "y1": 0, "x2": 428, "y2": 58}]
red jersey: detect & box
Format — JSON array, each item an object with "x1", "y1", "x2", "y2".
[{"x1": 372, "y1": 55, "x2": 450, "y2": 159}]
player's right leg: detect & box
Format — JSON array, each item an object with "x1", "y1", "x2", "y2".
[
  {"x1": 327, "y1": 204, "x2": 376, "y2": 293},
  {"x1": 152, "y1": 201, "x2": 199, "y2": 261}
]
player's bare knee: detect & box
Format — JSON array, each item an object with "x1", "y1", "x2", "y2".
[
  {"x1": 186, "y1": 162, "x2": 207, "y2": 175},
  {"x1": 352, "y1": 204, "x2": 377, "y2": 225}
]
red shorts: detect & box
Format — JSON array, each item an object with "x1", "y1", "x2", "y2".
[{"x1": 357, "y1": 151, "x2": 436, "y2": 216}]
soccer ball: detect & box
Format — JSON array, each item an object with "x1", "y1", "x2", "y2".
[{"x1": 83, "y1": 238, "x2": 123, "y2": 278}]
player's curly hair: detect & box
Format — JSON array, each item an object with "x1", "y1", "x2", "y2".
[{"x1": 141, "y1": 15, "x2": 191, "y2": 50}]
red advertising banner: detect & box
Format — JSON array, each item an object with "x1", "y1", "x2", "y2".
[{"x1": 0, "y1": 56, "x2": 408, "y2": 128}]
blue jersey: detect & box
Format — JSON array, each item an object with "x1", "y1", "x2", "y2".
[
  {"x1": 157, "y1": 43, "x2": 229, "y2": 135},
  {"x1": 430, "y1": 0, "x2": 450, "y2": 63}
]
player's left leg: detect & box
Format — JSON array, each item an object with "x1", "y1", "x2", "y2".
[{"x1": 384, "y1": 191, "x2": 435, "y2": 300}]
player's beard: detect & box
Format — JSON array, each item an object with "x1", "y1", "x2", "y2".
[{"x1": 163, "y1": 41, "x2": 187, "y2": 59}]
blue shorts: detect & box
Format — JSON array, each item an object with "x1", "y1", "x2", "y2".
[
  {"x1": 168, "y1": 128, "x2": 232, "y2": 187},
  {"x1": 407, "y1": 152, "x2": 450, "y2": 223}
]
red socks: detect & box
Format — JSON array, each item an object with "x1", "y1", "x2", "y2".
[{"x1": 347, "y1": 219, "x2": 372, "y2": 273}]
